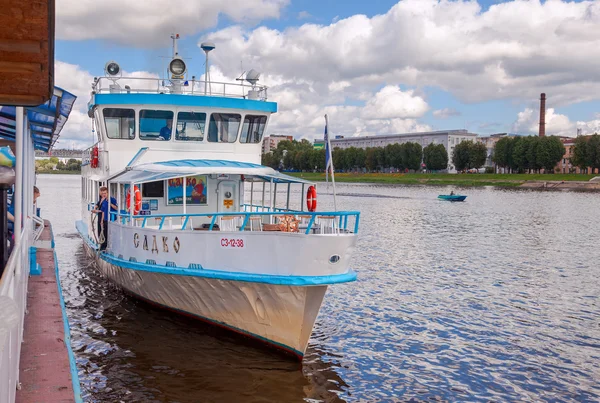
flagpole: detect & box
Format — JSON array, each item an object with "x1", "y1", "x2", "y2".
[{"x1": 324, "y1": 114, "x2": 337, "y2": 211}]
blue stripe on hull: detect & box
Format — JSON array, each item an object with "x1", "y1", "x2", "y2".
[
  {"x1": 76, "y1": 220, "x2": 357, "y2": 286},
  {"x1": 101, "y1": 252, "x2": 356, "y2": 285}
]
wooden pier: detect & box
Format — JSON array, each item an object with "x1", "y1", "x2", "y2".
[{"x1": 16, "y1": 221, "x2": 76, "y2": 403}]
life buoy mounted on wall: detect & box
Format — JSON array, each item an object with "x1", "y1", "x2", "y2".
[
  {"x1": 306, "y1": 185, "x2": 317, "y2": 212},
  {"x1": 90, "y1": 145, "x2": 99, "y2": 168},
  {"x1": 127, "y1": 185, "x2": 142, "y2": 215}
]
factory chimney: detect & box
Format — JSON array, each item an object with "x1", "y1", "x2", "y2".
[{"x1": 539, "y1": 93, "x2": 546, "y2": 137}]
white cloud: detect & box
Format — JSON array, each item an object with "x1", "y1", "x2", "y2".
[
  {"x1": 297, "y1": 11, "x2": 312, "y2": 20},
  {"x1": 433, "y1": 108, "x2": 461, "y2": 119},
  {"x1": 53, "y1": 0, "x2": 600, "y2": 144},
  {"x1": 362, "y1": 86, "x2": 428, "y2": 120},
  {"x1": 202, "y1": 0, "x2": 600, "y2": 106},
  {"x1": 512, "y1": 107, "x2": 600, "y2": 137},
  {"x1": 56, "y1": 0, "x2": 288, "y2": 46}
]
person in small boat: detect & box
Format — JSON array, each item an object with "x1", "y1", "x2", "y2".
[
  {"x1": 93, "y1": 186, "x2": 117, "y2": 251},
  {"x1": 450, "y1": 191, "x2": 455, "y2": 196},
  {"x1": 158, "y1": 119, "x2": 173, "y2": 141}
]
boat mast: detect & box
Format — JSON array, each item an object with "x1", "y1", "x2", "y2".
[{"x1": 201, "y1": 42, "x2": 215, "y2": 95}]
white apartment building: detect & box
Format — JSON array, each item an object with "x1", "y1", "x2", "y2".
[
  {"x1": 262, "y1": 135, "x2": 294, "y2": 154},
  {"x1": 323, "y1": 130, "x2": 477, "y2": 172}
]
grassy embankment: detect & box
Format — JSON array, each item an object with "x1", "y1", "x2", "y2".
[{"x1": 288, "y1": 172, "x2": 596, "y2": 187}]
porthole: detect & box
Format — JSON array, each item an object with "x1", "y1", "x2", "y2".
[{"x1": 329, "y1": 255, "x2": 340, "y2": 264}]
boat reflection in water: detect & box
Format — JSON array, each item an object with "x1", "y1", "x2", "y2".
[{"x1": 71, "y1": 245, "x2": 348, "y2": 402}]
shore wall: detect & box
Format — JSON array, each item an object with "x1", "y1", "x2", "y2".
[{"x1": 519, "y1": 181, "x2": 600, "y2": 191}]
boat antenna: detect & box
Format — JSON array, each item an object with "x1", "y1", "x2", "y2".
[
  {"x1": 171, "y1": 33, "x2": 179, "y2": 58},
  {"x1": 200, "y1": 42, "x2": 215, "y2": 95}
]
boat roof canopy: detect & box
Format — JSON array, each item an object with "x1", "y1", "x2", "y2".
[
  {"x1": 110, "y1": 159, "x2": 314, "y2": 185},
  {"x1": 0, "y1": 87, "x2": 77, "y2": 151}
]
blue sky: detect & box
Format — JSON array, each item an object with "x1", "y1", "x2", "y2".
[{"x1": 53, "y1": 0, "x2": 600, "y2": 148}]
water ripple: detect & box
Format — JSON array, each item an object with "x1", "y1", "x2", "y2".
[{"x1": 37, "y1": 176, "x2": 600, "y2": 402}]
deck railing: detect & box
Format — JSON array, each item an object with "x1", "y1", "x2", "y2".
[
  {"x1": 93, "y1": 77, "x2": 269, "y2": 101},
  {"x1": 0, "y1": 219, "x2": 32, "y2": 402},
  {"x1": 110, "y1": 210, "x2": 360, "y2": 235}
]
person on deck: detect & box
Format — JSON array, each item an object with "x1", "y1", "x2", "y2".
[
  {"x1": 7, "y1": 186, "x2": 41, "y2": 253},
  {"x1": 8, "y1": 185, "x2": 41, "y2": 228},
  {"x1": 159, "y1": 119, "x2": 172, "y2": 141},
  {"x1": 92, "y1": 186, "x2": 117, "y2": 251}
]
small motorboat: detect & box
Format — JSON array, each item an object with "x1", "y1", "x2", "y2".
[{"x1": 438, "y1": 194, "x2": 467, "y2": 202}]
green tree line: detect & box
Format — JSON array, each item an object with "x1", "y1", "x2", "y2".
[
  {"x1": 35, "y1": 157, "x2": 82, "y2": 173},
  {"x1": 451, "y1": 141, "x2": 487, "y2": 172},
  {"x1": 571, "y1": 134, "x2": 600, "y2": 173},
  {"x1": 492, "y1": 136, "x2": 566, "y2": 173},
  {"x1": 261, "y1": 139, "x2": 433, "y2": 172}
]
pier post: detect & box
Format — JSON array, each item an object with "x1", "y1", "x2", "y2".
[{"x1": 0, "y1": 184, "x2": 8, "y2": 271}]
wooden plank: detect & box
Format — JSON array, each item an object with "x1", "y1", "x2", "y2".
[
  {"x1": 0, "y1": 0, "x2": 53, "y2": 105},
  {"x1": 0, "y1": 39, "x2": 41, "y2": 53},
  {"x1": 0, "y1": 61, "x2": 42, "y2": 73},
  {"x1": 0, "y1": 94, "x2": 45, "y2": 105}
]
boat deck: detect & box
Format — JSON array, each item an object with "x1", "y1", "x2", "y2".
[{"x1": 16, "y1": 221, "x2": 77, "y2": 403}]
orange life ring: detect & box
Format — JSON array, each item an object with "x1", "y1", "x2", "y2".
[
  {"x1": 306, "y1": 186, "x2": 317, "y2": 212},
  {"x1": 91, "y1": 145, "x2": 99, "y2": 168},
  {"x1": 126, "y1": 185, "x2": 142, "y2": 215}
]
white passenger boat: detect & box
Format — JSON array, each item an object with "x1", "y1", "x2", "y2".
[{"x1": 75, "y1": 37, "x2": 360, "y2": 359}]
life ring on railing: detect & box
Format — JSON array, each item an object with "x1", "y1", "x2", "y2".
[
  {"x1": 306, "y1": 186, "x2": 317, "y2": 212},
  {"x1": 90, "y1": 145, "x2": 99, "y2": 168},
  {"x1": 126, "y1": 185, "x2": 142, "y2": 215}
]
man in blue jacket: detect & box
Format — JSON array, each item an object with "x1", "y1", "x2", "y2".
[{"x1": 93, "y1": 186, "x2": 117, "y2": 250}]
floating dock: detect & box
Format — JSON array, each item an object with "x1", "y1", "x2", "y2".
[{"x1": 16, "y1": 221, "x2": 80, "y2": 403}]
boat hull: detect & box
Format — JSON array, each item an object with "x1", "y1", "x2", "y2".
[
  {"x1": 81, "y1": 241, "x2": 327, "y2": 359},
  {"x1": 438, "y1": 195, "x2": 467, "y2": 202}
]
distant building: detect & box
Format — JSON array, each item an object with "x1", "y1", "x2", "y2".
[
  {"x1": 476, "y1": 133, "x2": 511, "y2": 169},
  {"x1": 35, "y1": 149, "x2": 83, "y2": 163},
  {"x1": 315, "y1": 129, "x2": 477, "y2": 172},
  {"x1": 262, "y1": 135, "x2": 293, "y2": 154},
  {"x1": 35, "y1": 149, "x2": 84, "y2": 158}
]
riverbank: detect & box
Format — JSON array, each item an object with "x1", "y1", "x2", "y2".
[{"x1": 288, "y1": 172, "x2": 599, "y2": 189}]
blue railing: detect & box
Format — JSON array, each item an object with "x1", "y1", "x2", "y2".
[{"x1": 109, "y1": 210, "x2": 360, "y2": 235}]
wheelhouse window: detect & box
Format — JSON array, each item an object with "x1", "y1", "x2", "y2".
[
  {"x1": 240, "y1": 115, "x2": 267, "y2": 143},
  {"x1": 207, "y1": 113, "x2": 241, "y2": 143},
  {"x1": 140, "y1": 110, "x2": 174, "y2": 141},
  {"x1": 176, "y1": 112, "x2": 206, "y2": 142},
  {"x1": 104, "y1": 108, "x2": 135, "y2": 139}
]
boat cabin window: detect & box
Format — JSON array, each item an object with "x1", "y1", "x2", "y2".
[
  {"x1": 240, "y1": 115, "x2": 267, "y2": 143},
  {"x1": 207, "y1": 113, "x2": 241, "y2": 143},
  {"x1": 104, "y1": 108, "x2": 135, "y2": 139},
  {"x1": 140, "y1": 110, "x2": 174, "y2": 141},
  {"x1": 142, "y1": 181, "x2": 164, "y2": 198},
  {"x1": 176, "y1": 112, "x2": 206, "y2": 142}
]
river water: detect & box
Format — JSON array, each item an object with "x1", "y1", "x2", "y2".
[{"x1": 38, "y1": 174, "x2": 600, "y2": 402}]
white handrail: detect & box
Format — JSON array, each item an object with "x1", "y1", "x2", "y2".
[
  {"x1": 32, "y1": 216, "x2": 44, "y2": 242},
  {"x1": 92, "y1": 77, "x2": 269, "y2": 101},
  {"x1": 0, "y1": 220, "x2": 32, "y2": 403}
]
